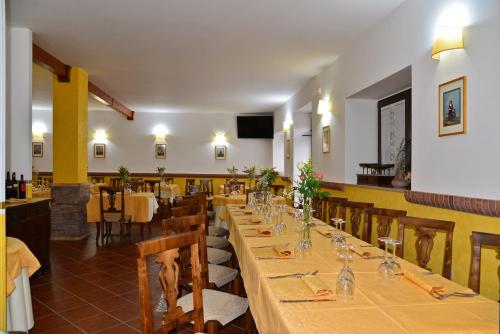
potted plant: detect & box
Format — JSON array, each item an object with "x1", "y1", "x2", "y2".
[
  {"x1": 227, "y1": 166, "x2": 239, "y2": 185},
  {"x1": 242, "y1": 165, "x2": 257, "y2": 190},
  {"x1": 256, "y1": 167, "x2": 278, "y2": 192},
  {"x1": 391, "y1": 139, "x2": 411, "y2": 188},
  {"x1": 117, "y1": 165, "x2": 130, "y2": 190},
  {"x1": 156, "y1": 166, "x2": 166, "y2": 182}
]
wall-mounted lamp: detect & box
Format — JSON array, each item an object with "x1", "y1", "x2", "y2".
[
  {"x1": 432, "y1": 26, "x2": 464, "y2": 59},
  {"x1": 317, "y1": 98, "x2": 331, "y2": 115},
  {"x1": 214, "y1": 132, "x2": 227, "y2": 145},
  {"x1": 153, "y1": 125, "x2": 168, "y2": 142},
  {"x1": 283, "y1": 119, "x2": 293, "y2": 132},
  {"x1": 94, "y1": 129, "x2": 108, "y2": 143},
  {"x1": 32, "y1": 122, "x2": 47, "y2": 140}
]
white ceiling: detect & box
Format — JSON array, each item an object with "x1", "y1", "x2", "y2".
[{"x1": 9, "y1": 0, "x2": 406, "y2": 114}]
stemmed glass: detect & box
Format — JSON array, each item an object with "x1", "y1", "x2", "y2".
[
  {"x1": 386, "y1": 239, "x2": 402, "y2": 276},
  {"x1": 272, "y1": 205, "x2": 287, "y2": 235},
  {"x1": 377, "y1": 237, "x2": 395, "y2": 280},
  {"x1": 336, "y1": 243, "x2": 355, "y2": 300},
  {"x1": 330, "y1": 218, "x2": 346, "y2": 249}
]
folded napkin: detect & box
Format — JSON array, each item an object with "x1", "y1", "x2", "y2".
[
  {"x1": 316, "y1": 229, "x2": 334, "y2": 238},
  {"x1": 239, "y1": 206, "x2": 246, "y2": 209},
  {"x1": 273, "y1": 243, "x2": 294, "y2": 257},
  {"x1": 243, "y1": 228, "x2": 272, "y2": 237},
  {"x1": 402, "y1": 269, "x2": 446, "y2": 298},
  {"x1": 351, "y1": 247, "x2": 372, "y2": 259},
  {"x1": 301, "y1": 275, "x2": 334, "y2": 297}
]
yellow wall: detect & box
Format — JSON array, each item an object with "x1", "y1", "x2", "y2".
[{"x1": 53, "y1": 67, "x2": 88, "y2": 184}]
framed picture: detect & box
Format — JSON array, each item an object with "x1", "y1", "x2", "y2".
[
  {"x1": 322, "y1": 126, "x2": 331, "y2": 153},
  {"x1": 215, "y1": 145, "x2": 227, "y2": 160},
  {"x1": 32, "y1": 142, "x2": 43, "y2": 157},
  {"x1": 155, "y1": 143, "x2": 167, "y2": 159},
  {"x1": 94, "y1": 143, "x2": 106, "y2": 158},
  {"x1": 286, "y1": 139, "x2": 291, "y2": 159},
  {"x1": 439, "y1": 76, "x2": 466, "y2": 136}
]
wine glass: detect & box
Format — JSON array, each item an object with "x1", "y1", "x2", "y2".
[
  {"x1": 377, "y1": 237, "x2": 394, "y2": 281},
  {"x1": 330, "y1": 218, "x2": 346, "y2": 249},
  {"x1": 387, "y1": 239, "x2": 402, "y2": 276},
  {"x1": 336, "y1": 244, "x2": 355, "y2": 300}
]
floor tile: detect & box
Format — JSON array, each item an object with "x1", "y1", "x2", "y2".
[
  {"x1": 95, "y1": 324, "x2": 140, "y2": 334},
  {"x1": 74, "y1": 313, "x2": 121, "y2": 333},
  {"x1": 60, "y1": 303, "x2": 102, "y2": 322}
]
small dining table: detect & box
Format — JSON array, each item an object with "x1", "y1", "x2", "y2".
[{"x1": 225, "y1": 204, "x2": 499, "y2": 334}]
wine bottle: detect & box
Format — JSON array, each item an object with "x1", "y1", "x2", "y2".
[
  {"x1": 6, "y1": 171, "x2": 12, "y2": 199},
  {"x1": 19, "y1": 174, "x2": 26, "y2": 199},
  {"x1": 12, "y1": 172, "x2": 18, "y2": 198}
]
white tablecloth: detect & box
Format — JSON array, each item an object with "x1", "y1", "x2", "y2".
[{"x1": 7, "y1": 268, "x2": 34, "y2": 332}]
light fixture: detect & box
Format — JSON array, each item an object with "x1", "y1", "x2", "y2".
[
  {"x1": 32, "y1": 122, "x2": 47, "y2": 139},
  {"x1": 214, "y1": 132, "x2": 226, "y2": 145},
  {"x1": 153, "y1": 125, "x2": 168, "y2": 142},
  {"x1": 317, "y1": 98, "x2": 331, "y2": 115},
  {"x1": 91, "y1": 93, "x2": 112, "y2": 106},
  {"x1": 94, "y1": 129, "x2": 108, "y2": 142},
  {"x1": 432, "y1": 26, "x2": 464, "y2": 59}
]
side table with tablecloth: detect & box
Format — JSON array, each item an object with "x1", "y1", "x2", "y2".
[{"x1": 86, "y1": 192, "x2": 159, "y2": 223}]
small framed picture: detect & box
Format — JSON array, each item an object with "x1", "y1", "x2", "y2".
[
  {"x1": 32, "y1": 142, "x2": 43, "y2": 157},
  {"x1": 322, "y1": 125, "x2": 331, "y2": 153},
  {"x1": 286, "y1": 139, "x2": 291, "y2": 159},
  {"x1": 439, "y1": 76, "x2": 466, "y2": 136},
  {"x1": 155, "y1": 143, "x2": 167, "y2": 159},
  {"x1": 215, "y1": 145, "x2": 227, "y2": 160},
  {"x1": 94, "y1": 143, "x2": 106, "y2": 158}
]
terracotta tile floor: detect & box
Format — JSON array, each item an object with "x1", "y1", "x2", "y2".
[{"x1": 29, "y1": 221, "x2": 249, "y2": 334}]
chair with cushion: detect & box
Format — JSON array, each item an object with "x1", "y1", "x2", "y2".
[
  {"x1": 345, "y1": 201, "x2": 374, "y2": 238},
  {"x1": 200, "y1": 179, "x2": 214, "y2": 197},
  {"x1": 469, "y1": 231, "x2": 500, "y2": 294},
  {"x1": 270, "y1": 184, "x2": 285, "y2": 196},
  {"x1": 396, "y1": 216, "x2": 455, "y2": 279},
  {"x1": 185, "y1": 178, "x2": 196, "y2": 195},
  {"x1": 129, "y1": 178, "x2": 144, "y2": 192},
  {"x1": 110, "y1": 177, "x2": 123, "y2": 188},
  {"x1": 363, "y1": 207, "x2": 406, "y2": 247},
  {"x1": 98, "y1": 186, "x2": 131, "y2": 244}
]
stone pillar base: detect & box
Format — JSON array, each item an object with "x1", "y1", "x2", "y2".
[{"x1": 50, "y1": 183, "x2": 90, "y2": 240}]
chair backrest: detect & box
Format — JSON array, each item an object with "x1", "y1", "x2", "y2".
[
  {"x1": 91, "y1": 176, "x2": 104, "y2": 184},
  {"x1": 311, "y1": 197, "x2": 325, "y2": 221},
  {"x1": 171, "y1": 205, "x2": 201, "y2": 217},
  {"x1": 98, "y1": 186, "x2": 125, "y2": 222},
  {"x1": 363, "y1": 207, "x2": 407, "y2": 246},
  {"x1": 397, "y1": 216, "x2": 455, "y2": 279},
  {"x1": 110, "y1": 177, "x2": 123, "y2": 188},
  {"x1": 185, "y1": 178, "x2": 196, "y2": 195},
  {"x1": 324, "y1": 197, "x2": 347, "y2": 226},
  {"x1": 164, "y1": 177, "x2": 174, "y2": 184},
  {"x1": 345, "y1": 201, "x2": 374, "y2": 239},
  {"x1": 223, "y1": 184, "x2": 233, "y2": 194},
  {"x1": 199, "y1": 179, "x2": 214, "y2": 196},
  {"x1": 270, "y1": 184, "x2": 285, "y2": 196},
  {"x1": 129, "y1": 178, "x2": 144, "y2": 192},
  {"x1": 136, "y1": 229, "x2": 204, "y2": 333},
  {"x1": 144, "y1": 180, "x2": 161, "y2": 198},
  {"x1": 469, "y1": 231, "x2": 500, "y2": 294}
]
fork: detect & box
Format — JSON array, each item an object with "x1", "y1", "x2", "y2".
[
  {"x1": 435, "y1": 292, "x2": 478, "y2": 300},
  {"x1": 268, "y1": 270, "x2": 319, "y2": 280}
]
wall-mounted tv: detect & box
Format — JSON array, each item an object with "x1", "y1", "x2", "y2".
[{"x1": 237, "y1": 116, "x2": 274, "y2": 139}]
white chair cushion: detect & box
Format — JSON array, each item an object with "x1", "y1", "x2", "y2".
[
  {"x1": 208, "y1": 264, "x2": 238, "y2": 288},
  {"x1": 207, "y1": 247, "x2": 232, "y2": 265},
  {"x1": 206, "y1": 235, "x2": 229, "y2": 249},
  {"x1": 177, "y1": 289, "x2": 248, "y2": 326},
  {"x1": 208, "y1": 226, "x2": 228, "y2": 238}
]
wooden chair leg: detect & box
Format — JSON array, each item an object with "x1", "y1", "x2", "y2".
[
  {"x1": 206, "y1": 320, "x2": 220, "y2": 334},
  {"x1": 140, "y1": 224, "x2": 144, "y2": 240},
  {"x1": 243, "y1": 308, "x2": 256, "y2": 334},
  {"x1": 96, "y1": 222, "x2": 100, "y2": 243},
  {"x1": 148, "y1": 221, "x2": 152, "y2": 234}
]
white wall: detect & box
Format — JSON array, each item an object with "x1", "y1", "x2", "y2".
[
  {"x1": 272, "y1": 131, "x2": 284, "y2": 174},
  {"x1": 275, "y1": 0, "x2": 500, "y2": 199},
  {"x1": 32, "y1": 109, "x2": 273, "y2": 174},
  {"x1": 292, "y1": 111, "x2": 311, "y2": 180},
  {"x1": 6, "y1": 27, "x2": 31, "y2": 179}
]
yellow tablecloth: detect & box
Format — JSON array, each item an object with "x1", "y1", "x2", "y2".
[
  {"x1": 7, "y1": 238, "x2": 40, "y2": 296},
  {"x1": 214, "y1": 195, "x2": 286, "y2": 222},
  {"x1": 86, "y1": 192, "x2": 158, "y2": 223},
  {"x1": 225, "y1": 205, "x2": 499, "y2": 334},
  {"x1": 155, "y1": 183, "x2": 181, "y2": 199}
]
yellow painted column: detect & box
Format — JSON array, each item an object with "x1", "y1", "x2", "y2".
[{"x1": 52, "y1": 67, "x2": 88, "y2": 183}]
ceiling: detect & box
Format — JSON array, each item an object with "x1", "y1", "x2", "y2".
[{"x1": 10, "y1": 0, "x2": 406, "y2": 114}]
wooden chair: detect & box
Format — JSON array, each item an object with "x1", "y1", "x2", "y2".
[
  {"x1": 185, "y1": 178, "x2": 196, "y2": 195},
  {"x1": 171, "y1": 205, "x2": 200, "y2": 218},
  {"x1": 144, "y1": 180, "x2": 161, "y2": 198},
  {"x1": 158, "y1": 215, "x2": 249, "y2": 333},
  {"x1": 129, "y1": 178, "x2": 144, "y2": 192},
  {"x1": 164, "y1": 177, "x2": 174, "y2": 184},
  {"x1": 363, "y1": 207, "x2": 407, "y2": 246},
  {"x1": 345, "y1": 201, "x2": 374, "y2": 239},
  {"x1": 200, "y1": 179, "x2": 214, "y2": 197},
  {"x1": 98, "y1": 186, "x2": 131, "y2": 244},
  {"x1": 311, "y1": 196, "x2": 325, "y2": 221},
  {"x1": 469, "y1": 231, "x2": 500, "y2": 294},
  {"x1": 324, "y1": 197, "x2": 347, "y2": 224},
  {"x1": 223, "y1": 184, "x2": 233, "y2": 194},
  {"x1": 90, "y1": 176, "x2": 104, "y2": 184},
  {"x1": 396, "y1": 216, "x2": 455, "y2": 279},
  {"x1": 270, "y1": 184, "x2": 284, "y2": 196},
  {"x1": 110, "y1": 177, "x2": 123, "y2": 188},
  {"x1": 136, "y1": 229, "x2": 205, "y2": 333}
]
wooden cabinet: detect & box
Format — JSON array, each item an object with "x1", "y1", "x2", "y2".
[{"x1": 6, "y1": 198, "x2": 51, "y2": 272}]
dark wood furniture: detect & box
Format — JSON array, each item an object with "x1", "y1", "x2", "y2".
[
  {"x1": 90, "y1": 176, "x2": 104, "y2": 184},
  {"x1": 129, "y1": 178, "x2": 144, "y2": 192},
  {"x1": 5, "y1": 198, "x2": 51, "y2": 272},
  {"x1": 311, "y1": 197, "x2": 324, "y2": 221},
  {"x1": 98, "y1": 186, "x2": 131, "y2": 243},
  {"x1": 396, "y1": 216, "x2": 455, "y2": 279},
  {"x1": 469, "y1": 231, "x2": 500, "y2": 294},
  {"x1": 200, "y1": 179, "x2": 214, "y2": 196},
  {"x1": 164, "y1": 177, "x2": 174, "y2": 184},
  {"x1": 185, "y1": 178, "x2": 196, "y2": 195},
  {"x1": 363, "y1": 207, "x2": 407, "y2": 246},
  {"x1": 345, "y1": 201, "x2": 374, "y2": 239},
  {"x1": 270, "y1": 184, "x2": 284, "y2": 196},
  {"x1": 324, "y1": 197, "x2": 347, "y2": 224},
  {"x1": 144, "y1": 180, "x2": 161, "y2": 198}
]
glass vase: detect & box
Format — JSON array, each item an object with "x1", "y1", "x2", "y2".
[{"x1": 296, "y1": 197, "x2": 313, "y2": 254}]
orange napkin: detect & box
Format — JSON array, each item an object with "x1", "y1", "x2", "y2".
[
  {"x1": 351, "y1": 247, "x2": 372, "y2": 259},
  {"x1": 301, "y1": 275, "x2": 334, "y2": 297},
  {"x1": 243, "y1": 228, "x2": 272, "y2": 237},
  {"x1": 402, "y1": 269, "x2": 446, "y2": 298},
  {"x1": 316, "y1": 229, "x2": 333, "y2": 238},
  {"x1": 273, "y1": 243, "x2": 294, "y2": 257}
]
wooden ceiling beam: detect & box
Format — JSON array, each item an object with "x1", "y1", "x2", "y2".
[{"x1": 32, "y1": 43, "x2": 134, "y2": 120}]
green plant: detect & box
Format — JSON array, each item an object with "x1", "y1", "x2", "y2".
[
  {"x1": 256, "y1": 167, "x2": 278, "y2": 191},
  {"x1": 242, "y1": 165, "x2": 257, "y2": 189},
  {"x1": 117, "y1": 165, "x2": 130, "y2": 188},
  {"x1": 156, "y1": 166, "x2": 166, "y2": 179},
  {"x1": 294, "y1": 159, "x2": 329, "y2": 201},
  {"x1": 227, "y1": 166, "x2": 239, "y2": 184}
]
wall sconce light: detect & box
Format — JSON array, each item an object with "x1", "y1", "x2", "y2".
[
  {"x1": 32, "y1": 122, "x2": 47, "y2": 140},
  {"x1": 283, "y1": 120, "x2": 292, "y2": 132},
  {"x1": 214, "y1": 132, "x2": 227, "y2": 145},
  {"x1": 94, "y1": 129, "x2": 108, "y2": 143},
  {"x1": 317, "y1": 98, "x2": 331, "y2": 115},
  {"x1": 153, "y1": 125, "x2": 168, "y2": 142},
  {"x1": 432, "y1": 26, "x2": 464, "y2": 59}
]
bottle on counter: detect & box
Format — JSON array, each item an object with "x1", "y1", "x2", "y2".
[
  {"x1": 19, "y1": 174, "x2": 26, "y2": 199},
  {"x1": 6, "y1": 171, "x2": 12, "y2": 199},
  {"x1": 11, "y1": 172, "x2": 18, "y2": 198}
]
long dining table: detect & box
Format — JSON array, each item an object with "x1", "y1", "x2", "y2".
[{"x1": 225, "y1": 204, "x2": 499, "y2": 334}]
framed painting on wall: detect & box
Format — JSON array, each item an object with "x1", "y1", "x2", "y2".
[
  {"x1": 32, "y1": 142, "x2": 43, "y2": 157},
  {"x1": 155, "y1": 143, "x2": 167, "y2": 159},
  {"x1": 439, "y1": 76, "x2": 466, "y2": 136},
  {"x1": 215, "y1": 145, "x2": 227, "y2": 160},
  {"x1": 94, "y1": 143, "x2": 106, "y2": 158},
  {"x1": 322, "y1": 126, "x2": 331, "y2": 153}
]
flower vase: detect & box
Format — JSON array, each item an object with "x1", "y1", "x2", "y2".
[{"x1": 296, "y1": 197, "x2": 313, "y2": 253}]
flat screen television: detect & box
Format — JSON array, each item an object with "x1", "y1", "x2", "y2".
[{"x1": 237, "y1": 116, "x2": 274, "y2": 139}]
